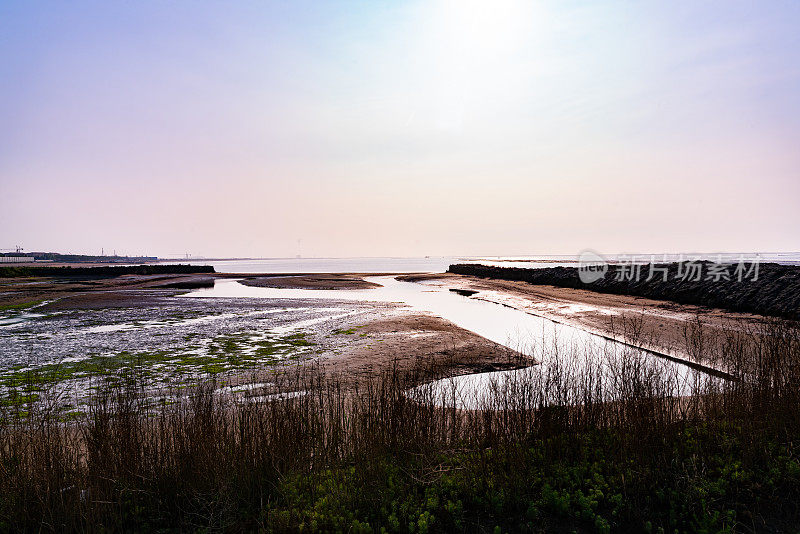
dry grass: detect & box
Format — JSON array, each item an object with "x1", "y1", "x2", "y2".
[{"x1": 0, "y1": 316, "x2": 798, "y2": 531}]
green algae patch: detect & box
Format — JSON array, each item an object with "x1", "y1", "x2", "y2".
[
  {"x1": 0, "y1": 329, "x2": 318, "y2": 411},
  {"x1": 0, "y1": 300, "x2": 44, "y2": 312},
  {"x1": 333, "y1": 328, "x2": 357, "y2": 335},
  {"x1": 284, "y1": 333, "x2": 316, "y2": 347}
]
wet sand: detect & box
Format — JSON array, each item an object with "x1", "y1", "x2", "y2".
[
  {"x1": 240, "y1": 274, "x2": 381, "y2": 290},
  {"x1": 0, "y1": 272, "x2": 394, "y2": 309},
  {"x1": 0, "y1": 270, "x2": 778, "y2": 385},
  {"x1": 310, "y1": 314, "x2": 521, "y2": 385},
  {"x1": 399, "y1": 272, "x2": 776, "y2": 368},
  {"x1": 0, "y1": 273, "x2": 521, "y2": 389}
]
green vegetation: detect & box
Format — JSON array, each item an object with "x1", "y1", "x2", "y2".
[
  {"x1": 334, "y1": 328, "x2": 358, "y2": 335},
  {"x1": 285, "y1": 332, "x2": 316, "y2": 346},
  {"x1": 268, "y1": 425, "x2": 799, "y2": 533},
  {"x1": 0, "y1": 331, "x2": 316, "y2": 411},
  {"x1": 0, "y1": 300, "x2": 44, "y2": 312},
  {"x1": 333, "y1": 325, "x2": 366, "y2": 335},
  {"x1": 0, "y1": 319, "x2": 798, "y2": 531}
]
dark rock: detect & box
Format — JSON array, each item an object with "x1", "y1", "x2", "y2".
[
  {"x1": 449, "y1": 262, "x2": 800, "y2": 319},
  {"x1": 449, "y1": 288, "x2": 478, "y2": 297}
]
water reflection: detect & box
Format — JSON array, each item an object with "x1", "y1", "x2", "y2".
[
  {"x1": 185, "y1": 277, "x2": 713, "y2": 383},
  {"x1": 410, "y1": 344, "x2": 719, "y2": 410},
  {"x1": 186, "y1": 277, "x2": 567, "y2": 357},
  {"x1": 186, "y1": 277, "x2": 725, "y2": 408}
]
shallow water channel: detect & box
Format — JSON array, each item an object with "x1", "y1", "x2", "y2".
[{"x1": 186, "y1": 277, "x2": 720, "y2": 409}]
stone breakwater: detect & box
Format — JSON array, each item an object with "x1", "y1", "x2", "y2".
[{"x1": 448, "y1": 262, "x2": 800, "y2": 319}]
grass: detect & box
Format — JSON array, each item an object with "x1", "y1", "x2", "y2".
[
  {"x1": 0, "y1": 300, "x2": 44, "y2": 312},
  {"x1": 334, "y1": 328, "x2": 358, "y2": 335},
  {"x1": 334, "y1": 325, "x2": 366, "y2": 335},
  {"x1": 285, "y1": 332, "x2": 316, "y2": 346},
  {"x1": 267, "y1": 425, "x2": 800, "y2": 533},
  {"x1": 0, "y1": 331, "x2": 317, "y2": 412},
  {"x1": 0, "y1": 317, "x2": 798, "y2": 531}
]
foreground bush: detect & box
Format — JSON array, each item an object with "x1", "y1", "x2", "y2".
[{"x1": 0, "y1": 319, "x2": 799, "y2": 532}]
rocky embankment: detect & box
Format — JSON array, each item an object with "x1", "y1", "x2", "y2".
[
  {"x1": 449, "y1": 262, "x2": 800, "y2": 319},
  {"x1": 0, "y1": 264, "x2": 215, "y2": 278}
]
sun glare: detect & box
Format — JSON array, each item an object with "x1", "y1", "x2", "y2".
[
  {"x1": 434, "y1": 0, "x2": 534, "y2": 57},
  {"x1": 415, "y1": 0, "x2": 539, "y2": 131}
]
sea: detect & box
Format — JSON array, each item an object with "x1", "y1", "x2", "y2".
[{"x1": 158, "y1": 253, "x2": 800, "y2": 274}]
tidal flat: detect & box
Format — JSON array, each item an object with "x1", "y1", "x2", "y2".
[
  {"x1": 0, "y1": 273, "x2": 518, "y2": 413},
  {"x1": 0, "y1": 268, "x2": 762, "y2": 414},
  {"x1": 1, "y1": 268, "x2": 799, "y2": 532}
]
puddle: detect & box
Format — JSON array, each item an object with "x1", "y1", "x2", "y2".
[
  {"x1": 215, "y1": 382, "x2": 272, "y2": 395},
  {"x1": 268, "y1": 311, "x2": 361, "y2": 335},
  {"x1": 410, "y1": 346, "x2": 719, "y2": 410},
  {"x1": 0, "y1": 313, "x2": 45, "y2": 327},
  {"x1": 80, "y1": 310, "x2": 291, "y2": 335},
  {"x1": 243, "y1": 390, "x2": 307, "y2": 403},
  {"x1": 184, "y1": 277, "x2": 564, "y2": 356},
  {"x1": 184, "y1": 278, "x2": 658, "y2": 360},
  {"x1": 0, "y1": 296, "x2": 369, "y2": 411},
  {"x1": 184, "y1": 277, "x2": 724, "y2": 408}
]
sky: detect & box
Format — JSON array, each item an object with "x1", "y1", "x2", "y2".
[{"x1": 1, "y1": 0, "x2": 799, "y2": 258}]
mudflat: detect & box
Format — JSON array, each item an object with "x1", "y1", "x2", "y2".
[
  {"x1": 400, "y1": 272, "x2": 781, "y2": 369},
  {"x1": 2, "y1": 269, "x2": 785, "y2": 391},
  {"x1": 240, "y1": 274, "x2": 382, "y2": 290},
  {"x1": 0, "y1": 272, "x2": 522, "y2": 391}
]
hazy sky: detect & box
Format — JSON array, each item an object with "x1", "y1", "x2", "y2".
[{"x1": 1, "y1": 1, "x2": 799, "y2": 258}]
